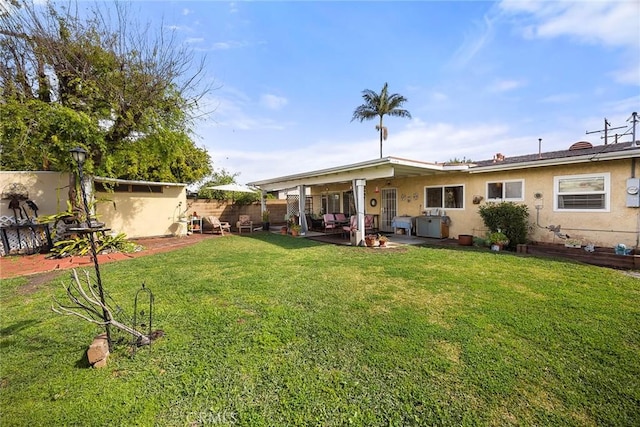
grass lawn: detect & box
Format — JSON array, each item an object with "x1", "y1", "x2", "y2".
[{"x1": 1, "y1": 233, "x2": 639, "y2": 426}]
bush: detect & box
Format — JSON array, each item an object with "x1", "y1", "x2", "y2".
[
  {"x1": 478, "y1": 202, "x2": 529, "y2": 250},
  {"x1": 51, "y1": 232, "x2": 140, "y2": 258}
]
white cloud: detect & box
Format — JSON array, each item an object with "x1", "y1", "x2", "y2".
[
  {"x1": 260, "y1": 94, "x2": 288, "y2": 110},
  {"x1": 488, "y1": 79, "x2": 526, "y2": 93},
  {"x1": 500, "y1": 0, "x2": 640, "y2": 48},
  {"x1": 185, "y1": 37, "x2": 204, "y2": 44},
  {"x1": 196, "y1": 88, "x2": 289, "y2": 133},
  {"x1": 182, "y1": 8, "x2": 192, "y2": 16},
  {"x1": 450, "y1": 12, "x2": 499, "y2": 68},
  {"x1": 430, "y1": 92, "x2": 449, "y2": 102},
  {"x1": 210, "y1": 40, "x2": 248, "y2": 50},
  {"x1": 499, "y1": 1, "x2": 639, "y2": 88},
  {"x1": 610, "y1": 62, "x2": 640, "y2": 86},
  {"x1": 539, "y1": 93, "x2": 579, "y2": 104}
]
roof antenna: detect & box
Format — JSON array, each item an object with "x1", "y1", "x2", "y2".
[{"x1": 586, "y1": 118, "x2": 625, "y2": 145}]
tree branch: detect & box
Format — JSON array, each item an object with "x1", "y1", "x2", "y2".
[{"x1": 52, "y1": 268, "x2": 150, "y2": 345}]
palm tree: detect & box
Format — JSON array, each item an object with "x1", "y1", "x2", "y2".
[{"x1": 351, "y1": 82, "x2": 412, "y2": 158}]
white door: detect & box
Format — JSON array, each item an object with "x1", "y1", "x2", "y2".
[{"x1": 380, "y1": 188, "x2": 397, "y2": 232}]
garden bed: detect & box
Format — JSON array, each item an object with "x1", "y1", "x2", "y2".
[{"x1": 522, "y1": 242, "x2": 639, "y2": 269}]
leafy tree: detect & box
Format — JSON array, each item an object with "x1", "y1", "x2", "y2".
[
  {"x1": 0, "y1": 0, "x2": 212, "y2": 183},
  {"x1": 351, "y1": 82, "x2": 411, "y2": 158},
  {"x1": 0, "y1": 99, "x2": 103, "y2": 173}
]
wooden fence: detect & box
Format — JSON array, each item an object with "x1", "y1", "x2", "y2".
[{"x1": 187, "y1": 199, "x2": 288, "y2": 226}]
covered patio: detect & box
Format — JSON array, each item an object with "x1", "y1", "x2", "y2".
[{"x1": 249, "y1": 157, "x2": 465, "y2": 246}]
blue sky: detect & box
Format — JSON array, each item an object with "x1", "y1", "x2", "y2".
[{"x1": 33, "y1": 1, "x2": 640, "y2": 183}]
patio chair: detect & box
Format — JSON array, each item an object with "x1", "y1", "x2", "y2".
[
  {"x1": 203, "y1": 216, "x2": 231, "y2": 235},
  {"x1": 236, "y1": 215, "x2": 253, "y2": 233},
  {"x1": 343, "y1": 215, "x2": 357, "y2": 238},
  {"x1": 334, "y1": 213, "x2": 348, "y2": 226},
  {"x1": 364, "y1": 214, "x2": 376, "y2": 234},
  {"x1": 323, "y1": 213, "x2": 338, "y2": 234},
  {"x1": 305, "y1": 214, "x2": 324, "y2": 231}
]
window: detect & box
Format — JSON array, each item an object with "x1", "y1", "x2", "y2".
[
  {"x1": 95, "y1": 182, "x2": 164, "y2": 193},
  {"x1": 554, "y1": 173, "x2": 609, "y2": 211},
  {"x1": 321, "y1": 192, "x2": 341, "y2": 214},
  {"x1": 305, "y1": 196, "x2": 313, "y2": 214},
  {"x1": 342, "y1": 191, "x2": 355, "y2": 216},
  {"x1": 486, "y1": 180, "x2": 523, "y2": 201},
  {"x1": 425, "y1": 185, "x2": 464, "y2": 209}
]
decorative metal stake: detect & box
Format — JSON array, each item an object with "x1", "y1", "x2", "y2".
[{"x1": 132, "y1": 283, "x2": 154, "y2": 356}]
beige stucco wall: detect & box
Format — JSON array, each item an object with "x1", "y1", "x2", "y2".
[
  {"x1": 309, "y1": 158, "x2": 639, "y2": 248},
  {"x1": 95, "y1": 185, "x2": 187, "y2": 239},
  {"x1": 0, "y1": 171, "x2": 72, "y2": 218},
  {"x1": 1, "y1": 171, "x2": 186, "y2": 239}
]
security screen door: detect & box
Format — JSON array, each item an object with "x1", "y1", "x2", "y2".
[{"x1": 380, "y1": 188, "x2": 397, "y2": 232}]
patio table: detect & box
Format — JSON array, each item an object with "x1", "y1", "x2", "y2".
[{"x1": 391, "y1": 216, "x2": 413, "y2": 235}]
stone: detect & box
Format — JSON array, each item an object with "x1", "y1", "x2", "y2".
[{"x1": 87, "y1": 333, "x2": 109, "y2": 367}]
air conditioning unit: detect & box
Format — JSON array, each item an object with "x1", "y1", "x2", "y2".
[{"x1": 627, "y1": 178, "x2": 640, "y2": 207}]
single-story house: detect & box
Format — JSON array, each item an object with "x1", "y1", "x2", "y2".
[{"x1": 249, "y1": 140, "x2": 640, "y2": 249}]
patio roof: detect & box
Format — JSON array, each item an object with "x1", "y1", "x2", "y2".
[{"x1": 248, "y1": 156, "x2": 467, "y2": 192}]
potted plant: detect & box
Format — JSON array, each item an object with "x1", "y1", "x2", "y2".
[
  {"x1": 458, "y1": 234, "x2": 473, "y2": 246},
  {"x1": 261, "y1": 210, "x2": 270, "y2": 231},
  {"x1": 488, "y1": 231, "x2": 509, "y2": 251},
  {"x1": 290, "y1": 224, "x2": 302, "y2": 236},
  {"x1": 377, "y1": 234, "x2": 389, "y2": 247},
  {"x1": 282, "y1": 214, "x2": 293, "y2": 234}
]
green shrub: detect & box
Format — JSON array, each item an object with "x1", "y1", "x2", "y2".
[
  {"x1": 51, "y1": 232, "x2": 140, "y2": 258},
  {"x1": 478, "y1": 202, "x2": 529, "y2": 250}
]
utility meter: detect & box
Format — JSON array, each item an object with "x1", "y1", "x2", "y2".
[{"x1": 627, "y1": 178, "x2": 640, "y2": 207}]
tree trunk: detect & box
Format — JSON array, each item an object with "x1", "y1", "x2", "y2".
[{"x1": 379, "y1": 116, "x2": 384, "y2": 158}]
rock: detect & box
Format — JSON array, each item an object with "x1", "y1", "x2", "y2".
[{"x1": 87, "y1": 333, "x2": 109, "y2": 367}]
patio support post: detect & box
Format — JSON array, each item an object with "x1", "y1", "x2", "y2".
[
  {"x1": 298, "y1": 185, "x2": 308, "y2": 234},
  {"x1": 354, "y1": 179, "x2": 366, "y2": 246},
  {"x1": 261, "y1": 191, "x2": 267, "y2": 217}
]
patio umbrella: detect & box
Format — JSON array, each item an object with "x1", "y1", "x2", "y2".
[
  {"x1": 207, "y1": 183, "x2": 258, "y2": 203},
  {"x1": 207, "y1": 183, "x2": 258, "y2": 193}
]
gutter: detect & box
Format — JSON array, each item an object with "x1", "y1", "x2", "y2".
[{"x1": 93, "y1": 176, "x2": 186, "y2": 187}]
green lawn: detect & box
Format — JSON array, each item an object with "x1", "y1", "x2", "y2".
[{"x1": 1, "y1": 233, "x2": 639, "y2": 426}]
